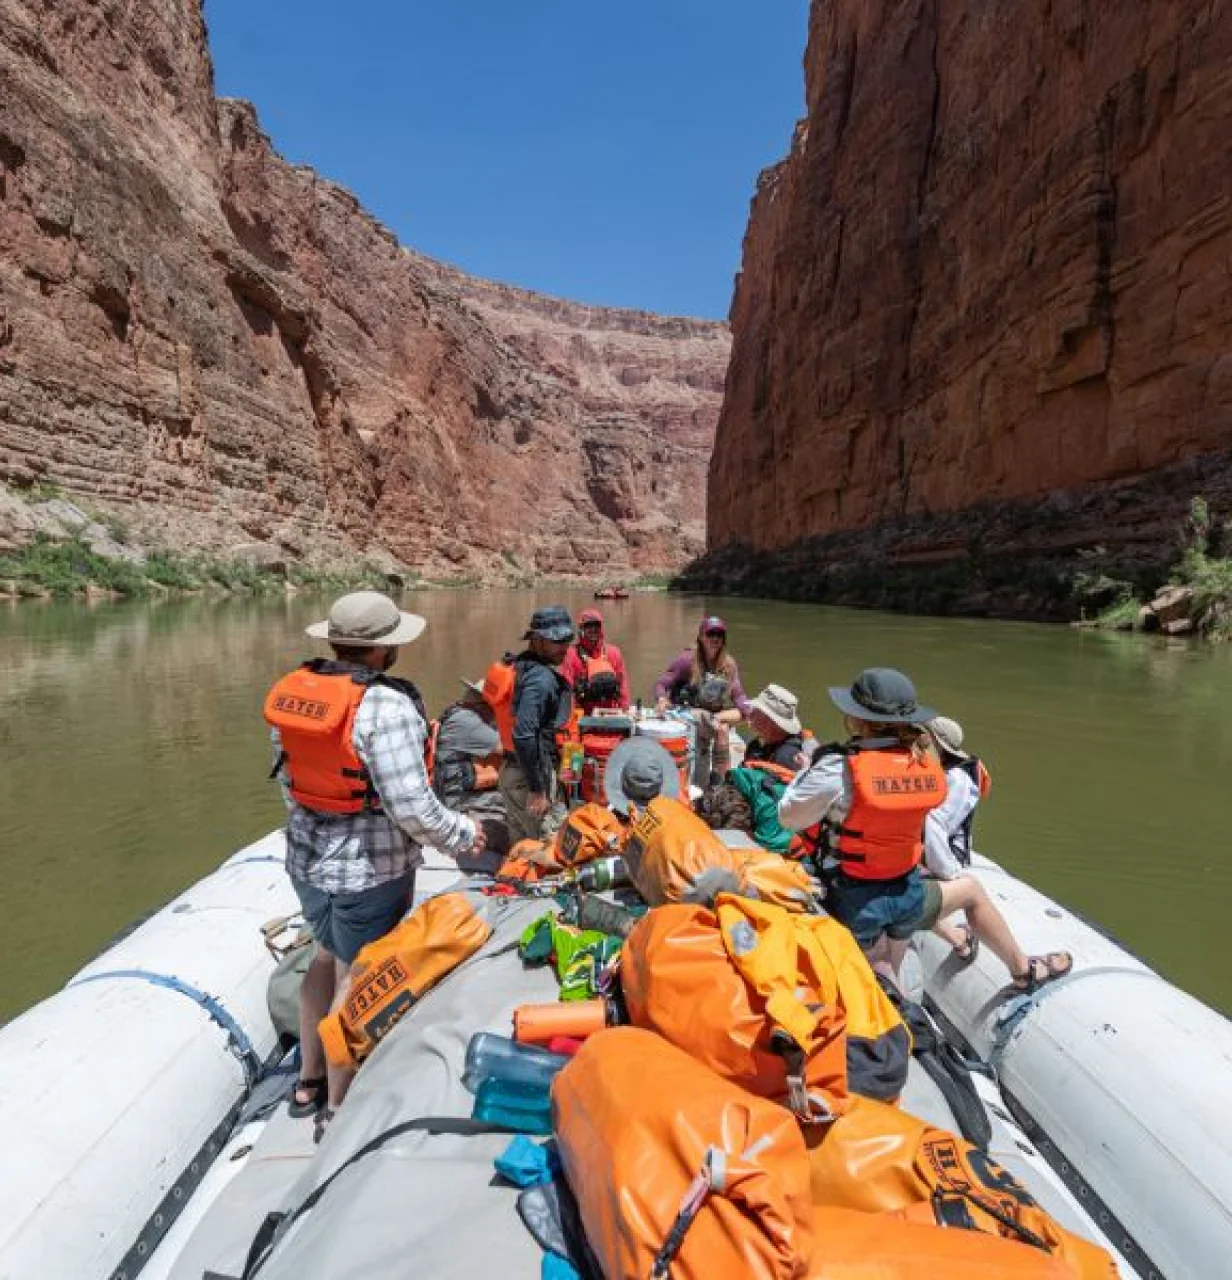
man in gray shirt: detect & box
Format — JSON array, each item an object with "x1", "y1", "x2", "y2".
[{"x1": 433, "y1": 678, "x2": 510, "y2": 871}]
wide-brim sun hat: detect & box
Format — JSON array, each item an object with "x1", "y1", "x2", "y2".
[
  {"x1": 604, "y1": 737, "x2": 681, "y2": 815},
  {"x1": 524, "y1": 604, "x2": 576, "y2": 644},
  {"x1": 749, "y1": 684, "x2": 802, "y2": 735},
  {"x1": 828, "y1": 667, "x2": 936, "y2": 725},
  {"x1": 306, "y1": 591, "x2": 427, "y2": 647},
  {"x1": 925, "y1": 715, "x2": 968, "y2": 760}
]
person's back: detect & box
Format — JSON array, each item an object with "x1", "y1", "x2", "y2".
[
  {"x1": 432, "y1": 681, "x2": 509, "y2": 866},
  {"x1": 264, "y1": 591, "x2": 483, "y2": 1137}
]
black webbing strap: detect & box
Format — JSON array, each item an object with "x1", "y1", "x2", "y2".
[{"x1": 240, "y1": 1116, "x2": 518, "y2": 1278}]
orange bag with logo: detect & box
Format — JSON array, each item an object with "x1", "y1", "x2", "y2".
[
  {"x1": 806, "y1": 1097, "x2": 1118, "y2": 1279},
  {"x1": 808, "y1": 1207, "x2": 1077, "y2": 1278},
  {"x1": 552, "y1": 1027, "x2": 814, "y2": 1280},
  {"x1": 623, "y1": 797, "x2": 748, "y2": 904},
  {"x1": 553, "y1": 801, "x2": 627, "y2": 867},
  {"x1": 319, "y1": 892, "x2": 492, "y2": 1070},
  {"x1": 621, "y1": 899, "x2": 851, "y2": 1122}
]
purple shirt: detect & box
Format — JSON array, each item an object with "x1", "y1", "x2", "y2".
[{"x1": 653, "y1": 649, "x2": 751, "y2": 715}]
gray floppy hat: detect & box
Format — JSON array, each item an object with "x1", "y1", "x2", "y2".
[
  {"x1": 604, "y1": 737, "x2": 681, "y2": 815},
  {"x1": 524, "y1": 604, "x2": 576, "y2": 644},
  {"x1": 828, "y1": 667, "x2": 935, "y2": 725},
  {"x1": 306, "y1": 591, "x2": 426, "y2": 647}
]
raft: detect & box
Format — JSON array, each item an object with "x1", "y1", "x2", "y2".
[{"x1": 0, "y1": 833, "x2": 1229, "y2": 1279}]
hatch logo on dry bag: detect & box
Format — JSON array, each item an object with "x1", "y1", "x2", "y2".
[{"x1": 272, "y1": 694, "x2": 330, "y2": 720}]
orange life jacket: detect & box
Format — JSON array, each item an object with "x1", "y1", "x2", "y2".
[
  {"x1": 744, "y1": 759, "x2": 798, "y2": 785},
  {"x1": 829, "y1": 744, "x2": 946, "y2": 881},
  {"x1": 741, "y1": 759, "x2": 828, "y2": 861},
  {"x1": 483, "y1": 656, "x2": 517, "y2": 752},
  {"x1": 264, "y1": 660, "x2": 427, "y2": 815},
  {"x1": 576, "y1": 647, "x2": 622, "y2": 708}
]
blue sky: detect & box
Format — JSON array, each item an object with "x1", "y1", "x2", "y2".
[{"x1": 203, "y1": 0, "x2": 808, "y2": 318}]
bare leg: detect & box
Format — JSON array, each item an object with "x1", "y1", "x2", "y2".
[
  {"x1": 325, "y1": 956, "x2": 356, "y2": 1111},
  {"x1": 937, "y1": 877, "x2": 1028, "y2": 979},
  {"x1": 933, "y1": 916, "x2": 971, "y2": 952},
  {"x1": 294, "y1": 946, "x2": 336, "y2": 1099},
  {"x1": 711, "y1": 723, "x2": 731, "y2": 780}
]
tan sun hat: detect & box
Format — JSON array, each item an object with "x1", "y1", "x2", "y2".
[
  {"x1": 460, "y1": 677, "x2": 486, "y2": 696},
  {"x1": 925, "y1": 715, "x2": 968, "y2": 761},
  {"x1": 306, "y1": 591, "x2": 427, "y2": 647},
  {"x1": 749, "y1": 683, "x2": 802, "y2": 735}
]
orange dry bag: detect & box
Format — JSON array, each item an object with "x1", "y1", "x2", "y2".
[
  {"x1": 621, "y1": 899, "x2": 851, "y2": 1122},
  {"x1": 553, "y1": 801, "x2": 627, "y2": 867},
  {"x1": 319, "y1": 892, "x2": 492, "y2": 1070},
  {"x1": 806, "y1": 1097, "x2": 1118, "y2": 1280},
  {"x1": 808, "y1": 1207, "x2": 1077, "y2": 1279},
  {"x1": 622, "y1": 895, "x2": 911, "y2": 1113},
  {"x1": 552, "y1": 1027, "x2": 814, "y2": 1280}
]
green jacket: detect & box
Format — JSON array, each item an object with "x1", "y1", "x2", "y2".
[{"x1": 729, "y1": 766, "x2": 795, "y2": 854}]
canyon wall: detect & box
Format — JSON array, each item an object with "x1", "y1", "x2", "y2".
[
  {"x1": 701, "y1": 0, "x2": 1232, "y2": 611},
  {"x1": 0, "y1": 0, "x2": 727, "y2": 582}
]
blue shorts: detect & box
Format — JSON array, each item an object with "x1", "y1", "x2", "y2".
[
  {"x1": 291, "y1": 872, "x2": 416, "y2": 965},
  {"x1": 826, "y1": 869, "x2": 943, "y2": 946}
]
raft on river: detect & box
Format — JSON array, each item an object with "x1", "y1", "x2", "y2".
[{"x1": 0, "y1": 831, "x2": 1230, "y2": 1278}]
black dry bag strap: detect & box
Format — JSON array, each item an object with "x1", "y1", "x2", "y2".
[{"x1": 240, "y1": 1116, "x2": 519, "y2": 1279}]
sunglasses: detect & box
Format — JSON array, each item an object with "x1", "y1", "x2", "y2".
[
  {"x1": 704, "y1": 629, "x2": 726, "y2": 639},
  {"x1": 581, "y1": 622, "x2": 602, "y2": 630}
]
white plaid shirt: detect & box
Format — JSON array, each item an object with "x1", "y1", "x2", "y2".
[{"x1": 277, "y1": 682, "x2": 476, "y2": 894}]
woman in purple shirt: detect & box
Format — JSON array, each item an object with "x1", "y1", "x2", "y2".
[{"x1": 653, "y1": 615, "x2": 751, "y2": 785}]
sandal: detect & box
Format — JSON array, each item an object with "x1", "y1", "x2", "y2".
[
  {"x1": 313, "y1": 1106, "x2": 336, "y2": 1145},
  {"x1": 288, "y1": 1076, "x2": 327, "y2": 1118},
  {"x1": 952, "y1": 924, "x2": 980, "y2": 966},
  {"x1": 1012, "y1": 952, "x2": 1073, "y2": 994}
]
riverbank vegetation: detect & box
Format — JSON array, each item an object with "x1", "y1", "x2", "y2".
[
  {"x1": 1080, "y1": 499, "x2": 1232, "y2": 640},
  {"x1": 0, "y1": 534, "x2": 395, "y2": 601},
  {"x1": 676, "y1": 495, "x2": 1232, "y2": 642}
]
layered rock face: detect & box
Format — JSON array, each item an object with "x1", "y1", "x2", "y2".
[
  {"x1": 0, "y1": 0, "x2": 727, "y2": 581},
  {"x1": 706, "y1": 0, "x2": 1232, "y2": 601}
]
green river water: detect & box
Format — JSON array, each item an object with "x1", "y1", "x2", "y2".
[{"x1": 0, "y1": 588, "x2": 1228, "y2": 1020}]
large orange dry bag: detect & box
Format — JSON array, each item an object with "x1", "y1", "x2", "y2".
[
  {"x1": 552, "y1": 1026, "x2": 814, "y2": 1280},
  {"x1": 624, "y1": 797, "x2": 816, "y2": 911},
  {"x1": 808, "y1": 1207, "x2": 1077, "y2": 1278},
  {"x1": 621, "y1": 898, "x2": 850, "y2": 1122},
  {"x1": 622, "y1": 895, "x2": 911, "y2": 1117},
  {"x1": 319, "y1": 891, "x2": 492, "y2": 1070},
  {"x1": 806, "y1": 1097, "x2": 1118, "y2": 1280}
]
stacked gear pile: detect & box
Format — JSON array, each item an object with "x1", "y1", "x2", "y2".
[{"x1": 500, "y1": 794, "x2": 1121, "y2": 1279}]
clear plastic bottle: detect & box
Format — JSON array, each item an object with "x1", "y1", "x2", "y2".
[{"x1": 462, "y1": 1032, "x2": 570, "y2": 1094}]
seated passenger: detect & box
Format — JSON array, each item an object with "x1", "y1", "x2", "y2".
[
  {"x1": 921, "y1": 715, "x2": 990, "y2": 959},
  {"x1": 777, "y1": 668, "x2": 1072, "y2": 993},
  {"x1": 743, "y1": 683, "x2": 811, "y2": 773},
  {"x1": 560, "y1": 609, "x2": 630, "y2": 713},
  {"x1": 653, "y1": 616, "x2": 751, "y2": 786},
  {"x1": 604, "y1": 736, "x2": 679, "y2": 816},
  {"x1": 432, "y1": 678, "x2": 510, "y2": 873}
]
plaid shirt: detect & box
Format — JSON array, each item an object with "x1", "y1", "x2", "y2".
[{"x1": 277, "y1": 680, "x2": 476, "y2": 894}]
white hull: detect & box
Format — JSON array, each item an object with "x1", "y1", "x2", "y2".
[{"x1": 0, "y1": 832, "x2": 1228, "y2": 1278}]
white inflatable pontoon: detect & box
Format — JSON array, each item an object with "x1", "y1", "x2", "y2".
[{"x1": 1, "y1": 832, "x2": 1229, "y2": 1279}]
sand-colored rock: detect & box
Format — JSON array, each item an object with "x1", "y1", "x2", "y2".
[
  {"x1": 0, "y1": 0, "x2": 727, "y2": 582},
  {"x1": 708, "y1": 0, "x2": 1232, "y2": 577}
]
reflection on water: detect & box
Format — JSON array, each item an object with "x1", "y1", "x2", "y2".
[{"x1": 1, "y1": 589, "x2": 1228, "y2": 1019}]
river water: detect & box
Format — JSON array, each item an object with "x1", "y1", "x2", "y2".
[{"x1": 0, "y1": 588, "x2": 1228, "y2": 1020}]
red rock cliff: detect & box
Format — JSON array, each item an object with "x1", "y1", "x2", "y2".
[
  {"x1": 0, "y1": 0, "x2": 727, "y2": 580},
  {"x1": 708, "y1": 0, "x2": 1232, "y2": 579}
]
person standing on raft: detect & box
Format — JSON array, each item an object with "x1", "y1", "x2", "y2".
[
  {"x1": 498, "y1": 605, "x2": 575, "y2": 843},
  {"x1": 653, "y1": 615, "x2": 751, "y2": 785},
  {"x1": 560, "y1": 609, "x2": 630, "y2": 713},
  {"x1": 265, "y1": 592, "x2": 485, "y2": 1139},
  {"x1": 777, "y1": 668, "x2": 1072, "y2": 993}
]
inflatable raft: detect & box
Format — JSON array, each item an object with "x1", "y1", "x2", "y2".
[{"x1": 0, "y1": 833, "x2": 1229, "y2": 1279}]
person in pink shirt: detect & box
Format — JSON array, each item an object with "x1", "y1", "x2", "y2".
[{"x1": 560, "y1": 609, "x2": 631, "y2": 712}]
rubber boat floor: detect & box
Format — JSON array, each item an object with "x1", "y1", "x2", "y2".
[{"x1": 163, "y1": 882, "x2": 1116, "y2": 1280}]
